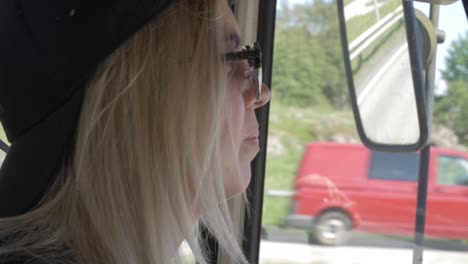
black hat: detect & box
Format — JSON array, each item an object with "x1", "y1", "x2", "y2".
[{"x1": 0, "y1": 0, "x2": 173, "y2": 217}]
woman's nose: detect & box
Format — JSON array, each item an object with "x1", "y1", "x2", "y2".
[{"x1": 253, "y1": 84, "x2": 271, "y2": 109}]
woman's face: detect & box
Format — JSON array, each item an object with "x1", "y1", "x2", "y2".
[{"x1": 220, "y1": 0, "x2": 271, "y2": 198}]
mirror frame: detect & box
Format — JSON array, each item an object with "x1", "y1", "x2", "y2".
[{"x1": 337, "y1": 0, "x2": 430, "y2": 152}]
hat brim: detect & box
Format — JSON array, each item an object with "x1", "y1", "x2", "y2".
[{"x1": 0, "y1": 88, "x2": 84, "y2": 217}]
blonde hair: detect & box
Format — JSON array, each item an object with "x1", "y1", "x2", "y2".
[{"x1": 0, "y1": 1, "x2": 248, "y2": 263}]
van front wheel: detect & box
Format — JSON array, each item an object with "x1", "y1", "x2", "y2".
[{"x1": 310, "y1": 211, "x2": 352, "y2": 246}]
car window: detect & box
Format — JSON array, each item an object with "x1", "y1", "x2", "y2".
[
  {"x1": 437, "y1": 156, "x2": 468, "y2": 186},
  {"x1": 369, "y1": 151, "x2": 419, "y2": 181}
]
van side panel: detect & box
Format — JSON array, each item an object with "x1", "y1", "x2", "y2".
[
  {"x1": 290, "y1": 143, "x2": 468, "y2": 240},
  {"x1": 293, "y1": 143, "x2": 366, "y2": 227},
  {"x1": 296, "y1": 143, "x2": 368, "y2": 187},
  {"x1": 295, "y1": 143, "x2": 418, "y2": 236}
]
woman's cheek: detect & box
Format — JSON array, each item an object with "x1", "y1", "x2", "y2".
[
  {"x1": 220, "y1": 80, "x2": 248, "y2": 196},
  {"x1": 229, "y1": 79, "x2": 245, "y2": 143}
]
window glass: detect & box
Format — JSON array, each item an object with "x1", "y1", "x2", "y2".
[
  {"x1": 422, "y1": 0, "x2": 468, "y2": 259},
  {"x1": 437, "y1": 156, "x2": 468, "y2": 186},
  {"x1": 259, "y1": 1, "x2": 468, "y2": 264},
  {"x1": 368, "y1": 151, "x2": 419, "y2": 181}
]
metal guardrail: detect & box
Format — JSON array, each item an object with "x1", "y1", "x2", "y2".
[
  {"x1": 349, "y1": 6, "x2": 404, "y2": 61},
  {"x1": 266, "y1": 189, "x2": 296, "y2": 197},
  {"x1": 357, "y1": 42, "x2": 408, "y2": 105}
]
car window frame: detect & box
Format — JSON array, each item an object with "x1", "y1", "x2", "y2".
[
  {"x1": 200, "y1": 1, "x2": 276, "y2": 263},
  {"x1": 240, "y1": 0, "x2": 276, "y2": 263}
]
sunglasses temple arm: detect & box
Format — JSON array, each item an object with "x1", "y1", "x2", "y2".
[{"x1": 225, "y1": 49, "x2": 258, "y2": 61}]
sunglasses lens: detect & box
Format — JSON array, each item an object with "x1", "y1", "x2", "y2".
[{"x1": 224, "y1": 42, "x2": 262, "y2": 102}]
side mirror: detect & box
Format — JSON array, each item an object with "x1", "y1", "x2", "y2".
[{"x1": 337, "y1": 0, "x2": 438, "y2": 152}]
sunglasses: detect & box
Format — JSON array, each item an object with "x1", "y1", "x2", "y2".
[{"x1": 224, "y1": 42, "x2": 262, "y2": 102}]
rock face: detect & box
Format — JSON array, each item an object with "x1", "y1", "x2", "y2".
[
  {"x1": 329, "y1": 133, "x2": 360, "y2": 144},
  {"x1": 267, "y1": 107, "x2": 467, "y2": 159},
  {"x1": 267, "y1": 109, "x2": 360, "y2": 158},
  {"x1": 431, "y1": 124, "x2": 467, "y2": 151},
  {"x1": 267, "y1": 135, "x2": 287, "y2": 157}
]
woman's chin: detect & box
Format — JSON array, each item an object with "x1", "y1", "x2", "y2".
[{"x1": 224, "y1": 163, "x2": 252, "y2": 199}]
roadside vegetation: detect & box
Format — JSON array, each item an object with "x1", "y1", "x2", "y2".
[
  {"x1": 434, "y1": 31, "x2": 468, "y2": 147},
  {"x1": 346, "y1": 0, "x2": 401, "y2": 43},
  {"x1": 263, "y1": 102, "x2": 357, "y2": 226},
  {"x1": 264, "y1": 0, "x2": 468, "y2": 233}
]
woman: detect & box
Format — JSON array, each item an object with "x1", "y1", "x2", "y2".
[{"x1": 0, "y1": 0, "x2": 271, "y2": 263}]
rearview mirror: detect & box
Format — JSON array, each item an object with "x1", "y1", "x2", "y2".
[{"x1": 337, "y1": 0, "x2": 436, "y2": 152}]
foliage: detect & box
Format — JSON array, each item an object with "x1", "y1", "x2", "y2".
[
  {"x1": 434, "y1": 80, "x2": 468, "y2": 145},
  {"x1": 434, "y1": 31, "x2": 468, "y2": 146},
  {"x1": 441, "y1": 31, "x2": 468, "y2": 83},
  {"x1": 273, "y1": 0, "x2": 348, "y2": 109}
]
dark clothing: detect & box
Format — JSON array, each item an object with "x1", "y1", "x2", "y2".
[
  {"x1": 1, "y1": 256, "x2": 45, "y2": 264},
  {"x1": 0, "y1": 254, "x2": 76, "y2": 264},
  {"x1": 0, "y1": 241, "x2": 76, "y2": 264}
]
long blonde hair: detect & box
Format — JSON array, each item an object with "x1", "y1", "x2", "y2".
[{"x1": 0, "y1": 1, "x2": 248, "y2": 263}]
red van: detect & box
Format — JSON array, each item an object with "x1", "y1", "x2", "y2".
[{"x1": 284, "y1": 142, "x2": 468, "y2": 245}]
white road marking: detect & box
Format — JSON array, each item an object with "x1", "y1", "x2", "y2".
[
  {"x1": 357, "y1": 43, "x2": 408, "y2": 106},
  {"x1": 259, "y1": 241, "x2": 468, "y2": 264}
]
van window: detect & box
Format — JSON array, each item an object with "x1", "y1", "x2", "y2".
[
  {"x1": 437, "y1": 156, "x2": 468, "y2": 186},
  {"x1": 368, "y1": 151, "x2": 419, "y2": 181}
]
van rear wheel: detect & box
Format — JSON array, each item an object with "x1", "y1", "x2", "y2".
[{"x1": 310, "y1": 211, "x2": 352, "y2": 246}]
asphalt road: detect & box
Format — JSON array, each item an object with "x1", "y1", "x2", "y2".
[
  {"x1": 357, "y1": 42, "x2": 420, "y2": 144},
  {"x1": 353, "y1": 21, "x2": 407, "y2": 94},
  {"x1": 259, "y1": 227, "x2": 468, "y2": 264},
  {"x1": 350, "y1": 23, "x2": 422, "y2": 145}
]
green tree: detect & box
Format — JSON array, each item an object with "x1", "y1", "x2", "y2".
[
  {"x1": 441, "y1": 31, "x2": 468, "y2": 83},
  {"x1": 273, "y1": 24, "x2": 329, "y2": 107},
  {"x1": 295, "y1": 0, "x2": 348, "y2": 108},
  {"x1": 435, "y1": 81, "x2": 468, "y2": 143},
  {"x1": 434, "y1": 31, "x2": 468, "y2": 146},
  {"x1": 272, "y1": 0, "x2": 347, "y2": 108}
]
